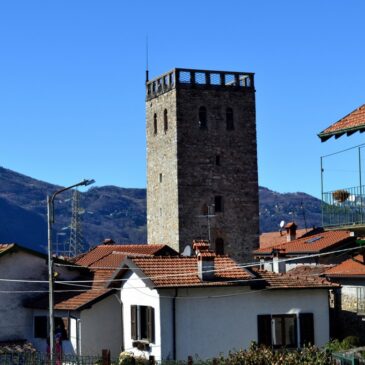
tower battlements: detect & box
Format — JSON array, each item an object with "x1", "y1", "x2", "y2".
[{"x1": 146, "y1": 68, "x2": 254, "y2": 100}]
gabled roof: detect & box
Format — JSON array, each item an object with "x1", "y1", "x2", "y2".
[
  {"x1": 112, "y1": 255, "x2": 336, "y2": 290},
  {"x1": 75, "y1": 244, "x2": 177, "y2": 268},
  {"x1": 123, "y1": 256, "x2": 255, "y2": 288},
  {"x1": 255, "y1": 230, "x2": 354, "y2": 256},
  {"x1": 259, "y1": 228, "x2": 316, "y2": 249},
  {"x1": 318, "y1": 104, "x2": 365, "y2": 142},
  {"x1": 49, "y1": 244, "x2": 178, "y2": 310},
  {"x1": 325, "y1": 254, "x2": 365, "y2": 277}
]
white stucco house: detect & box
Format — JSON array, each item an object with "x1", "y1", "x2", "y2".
[
  {"x1": 0, "y1": 243, "x2": 81, "y2": 353},
  {"x1": 0, "y1": 241, "x2": 177, "y2": 359},
  {"x1": 109, "y1": 241, "x2": 337, "y2": 361}
]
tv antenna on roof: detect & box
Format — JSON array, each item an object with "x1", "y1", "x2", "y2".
[{"x1": 196, "y1": 205, "x2": 216, "y2": 243}]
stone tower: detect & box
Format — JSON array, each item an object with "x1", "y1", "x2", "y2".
[{"x1": 146, "y1": 68, "x2": 259, "y2": 262}]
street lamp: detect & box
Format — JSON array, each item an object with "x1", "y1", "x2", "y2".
[{"x1": 47, "y1": 179, "x2": 95, "y2": 362}]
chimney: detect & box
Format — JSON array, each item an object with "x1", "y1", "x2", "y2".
[
  {"x1": 192, "y1": 240, "x2": 216, "y2": 280},
  {"x1": 197, "y1": 251, "x2": 216, "y2": 281},
  {"x1": 102, "y1": 238, "x2": 115, "y2": 245},
  {"x1": 272, "y1": 249, "x2": 286, "y2": 273},
  {"x1": 192, "y1": 240, "x2": 210, "y2": 255},
  {"x1": 285, "y1": 222, "x2": 297, "y2": 242}
]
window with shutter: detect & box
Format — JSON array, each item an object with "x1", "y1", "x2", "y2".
[
  {"x1": 131, "y1": 306, "x2": 137, "y2": 340},
  {"x1": 299, "y1": 313, "x2": 314, "y2": 347},
  {"x1": 147, "y1": 307, "x2": 155, "y2": 343},
  {"x1": 257, "y1": 315, "x2": 272, "y2": 346},
  {"x1": 131, "y1": 305, "x2": 155, "y2": 344}
]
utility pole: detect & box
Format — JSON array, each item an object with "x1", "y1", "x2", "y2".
[{"x1": 47, "y1": 179, "x2": 95, "y2": 362}]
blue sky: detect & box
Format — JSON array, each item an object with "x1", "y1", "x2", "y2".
[{"x1": 1, "y1": 0, "x2": 365, "y2": 198}]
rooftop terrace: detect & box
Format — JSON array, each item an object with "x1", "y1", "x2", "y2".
[{"x1": 146, "y1": 68, "x2": 255, "y2": 100}]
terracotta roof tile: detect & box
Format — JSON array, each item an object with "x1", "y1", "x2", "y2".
[
  {"x1": 126, "y1": 256, "x2": 335, "y2": 289},
  {"x1": 319, "y1": 104, "x2": 365, "y2": 141},
  {"x1": 259, "y1": 229, "x2": 311, "y2": 249},
  {"x1": 252, "y1": 268, "x2": 336, "y2": 289},
  {"x1": 53, "y1": 244, "x2": 177, "y2": 310},
  {"x1": 129, "y1": 256, "x2": 253, "y2": 287},
  {"x1": 325, "y1": 254, "x2": 365, "y2": 277},
  {"x1": 255, "y1": 230, "x2": 353, "y2": 255},
  {"x1": 76, "y1": 244, "x2": 173, "y2": 267}
]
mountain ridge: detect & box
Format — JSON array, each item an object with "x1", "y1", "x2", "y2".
[{"x1": 0, "y1": 166, "x2": 322, "y2": 252}]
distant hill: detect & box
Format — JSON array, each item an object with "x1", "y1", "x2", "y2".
[{"x1": 0, "y1": 167, "x2": 322, "y2": 252}]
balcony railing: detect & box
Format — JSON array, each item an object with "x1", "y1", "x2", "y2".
[{"x1": 322, "y1": 185, "x2": 365, "y2": 228}]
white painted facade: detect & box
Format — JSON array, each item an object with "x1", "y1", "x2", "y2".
[
  {"x1": 121, "y1": 270, "x2": 331, "y2": 361},
  {"x1": 80, "y1": 293, "x2": 122, "y2": 359},
  {"x1": 0, "y1": 248, "x2": 81, "y2": 353}
]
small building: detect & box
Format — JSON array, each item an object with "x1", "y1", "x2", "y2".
[
  {"x1": 254, "y1": 229, "x2": 356, "y2": 273},
  {"x1": 325, "y1": 253, "x2": 365, "y2": 340},
  {"x1": 109, "y1": 241, "x2": 336, "y2": 361}
]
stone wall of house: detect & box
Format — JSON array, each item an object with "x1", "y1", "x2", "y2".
[{"x1": 146, "y1": 70, "x2": 259, "y2": 261}]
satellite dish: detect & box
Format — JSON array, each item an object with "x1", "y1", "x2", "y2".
[
  {"x1": 279, "y1": 220, "x2": 285, "y2": 229},
  {"x1": 181, "y1": 245, "x2": 192, "y2": 257}
]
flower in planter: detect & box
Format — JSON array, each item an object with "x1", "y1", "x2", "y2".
[{"x1": 332, "y1": 189, "x2": 350, "y2": 203}]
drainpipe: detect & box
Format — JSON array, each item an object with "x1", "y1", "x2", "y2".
[{"x1": 172, "y1": 288, "x2": 177, "y2": 360}]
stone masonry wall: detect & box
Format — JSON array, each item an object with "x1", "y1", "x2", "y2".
[
  {"x1": 175, "y1": 86, "x2": 259, "y2": 262},
  {"x1": 146, "y1": 89, "x2": 180, "y2": 251}
]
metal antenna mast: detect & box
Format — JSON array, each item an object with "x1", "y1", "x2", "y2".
[
  {"x1": 196, "y1": 205, "x2": 216, "y2": 243},
  {"x1": 69, "y1": 189, "x2": 85, "y2": 257}
]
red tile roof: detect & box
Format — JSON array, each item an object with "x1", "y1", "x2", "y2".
[
  {"x1": 252, "y1": 269, "x2": 336, "y2": 289},
  {"x1": 255, "y1": 230, "x2": 353, "y2": 256},
  {"x1": 318, "y1": 104, "x2": 365, "y2": 142},
  {"x1": 325, "y1": 254, "x2": 365, "y2": 277},
  {"x1": 118, "y1": 256, "x2": 335, "y2": 289},
  {"x1": 75, "y1": 244, "x2": 173, "y2": 267},
  {"x1": 52, "y1": 244, "x2": 177, "y2": 310},
  {"x1": 127, "y1": 256, "x2": 254, "y2": 287},
  {"x1": 259, "y1": 229, "x2": 311, "y2": 249}
]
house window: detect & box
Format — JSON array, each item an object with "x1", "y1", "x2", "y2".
[
  {"x1": 153, "y1": 113, "x2": 157, "y2": 135},
  {"x1": 34, "y1": 316, "x2": 48, "y2": 338},
  {"x1": 34, "y1": 316, "x2": 69, "y2": 340},
  {"x1": 215, "y1": 155, "x2": 221, "y2": 166},
  {"x1": 159, "y1": 173, "x2": 162, "y2": 183},
  {"x1": 199, "y1": 106, "x2": 207, "y2": 129},
  {"x1": 226, "y1": 108, "x2": 234, "y2": 130},
  {"x1": 215, "y1": 238, "x2": 224, "y2": 255},
  {"x1": 214, "y1": 196, "x2": 223, "y2": 212},
  {"x1": 258, "y1": 313, "x2": 314, "y2": 348},
  {"x1": 164, "y1": 109, "x2": 168, "y2": 132},
  {"x1": 131, "y1": 305, "x2": 155, "y2": 343}
]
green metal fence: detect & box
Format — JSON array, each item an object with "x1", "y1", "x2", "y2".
[{"x1": 332, "y1": 347, "x2": 365, "y2": 365}]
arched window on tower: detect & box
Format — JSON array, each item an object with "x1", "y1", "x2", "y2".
[
  {"x1": 226, "y1": 108, "x2": 234, "y2": 130},
  {"x1": 215, "y1": 238, "x2": 224, "y2": 255},
  {"x1": 164, "y1": 109, "x2": 168, "y2": 133},
  {"x1": 153, "y1": 113, "x2": 157, "y2": 135},
  {"x1": 199, "y1": 106, "x2": 207, "y2": 129}
]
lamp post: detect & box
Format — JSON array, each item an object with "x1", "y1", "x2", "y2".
[{"x1": 47, "y1": 179, "x2": 95, "y2": 362}]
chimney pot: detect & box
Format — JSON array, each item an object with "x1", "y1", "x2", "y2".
[
  {"x1": 197, "y1": 251, "x2": 216, "y2": 281},
  {"x1": 285, "y1": 222, "x2": 297, "y2": 242}
]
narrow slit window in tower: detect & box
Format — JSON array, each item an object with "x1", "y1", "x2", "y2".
[
  {"x1": 226, "y1": 108, "x2": 234, "y2": 130},
  {"x1": 199, "y1": 106, "x2": 207, "y2": 129},
  {"x1": 215, "y1": 238, "x2": 224, "y2": 255},
  {"x1": 164, "y1": 109, "x2": 168, "y2": 133},
  {"x1": 214, "y1": 196, "x2": 223, "y2": 212},
  {"x1": 153, "y1": 113, "x2": 158, "y2": 135}
]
